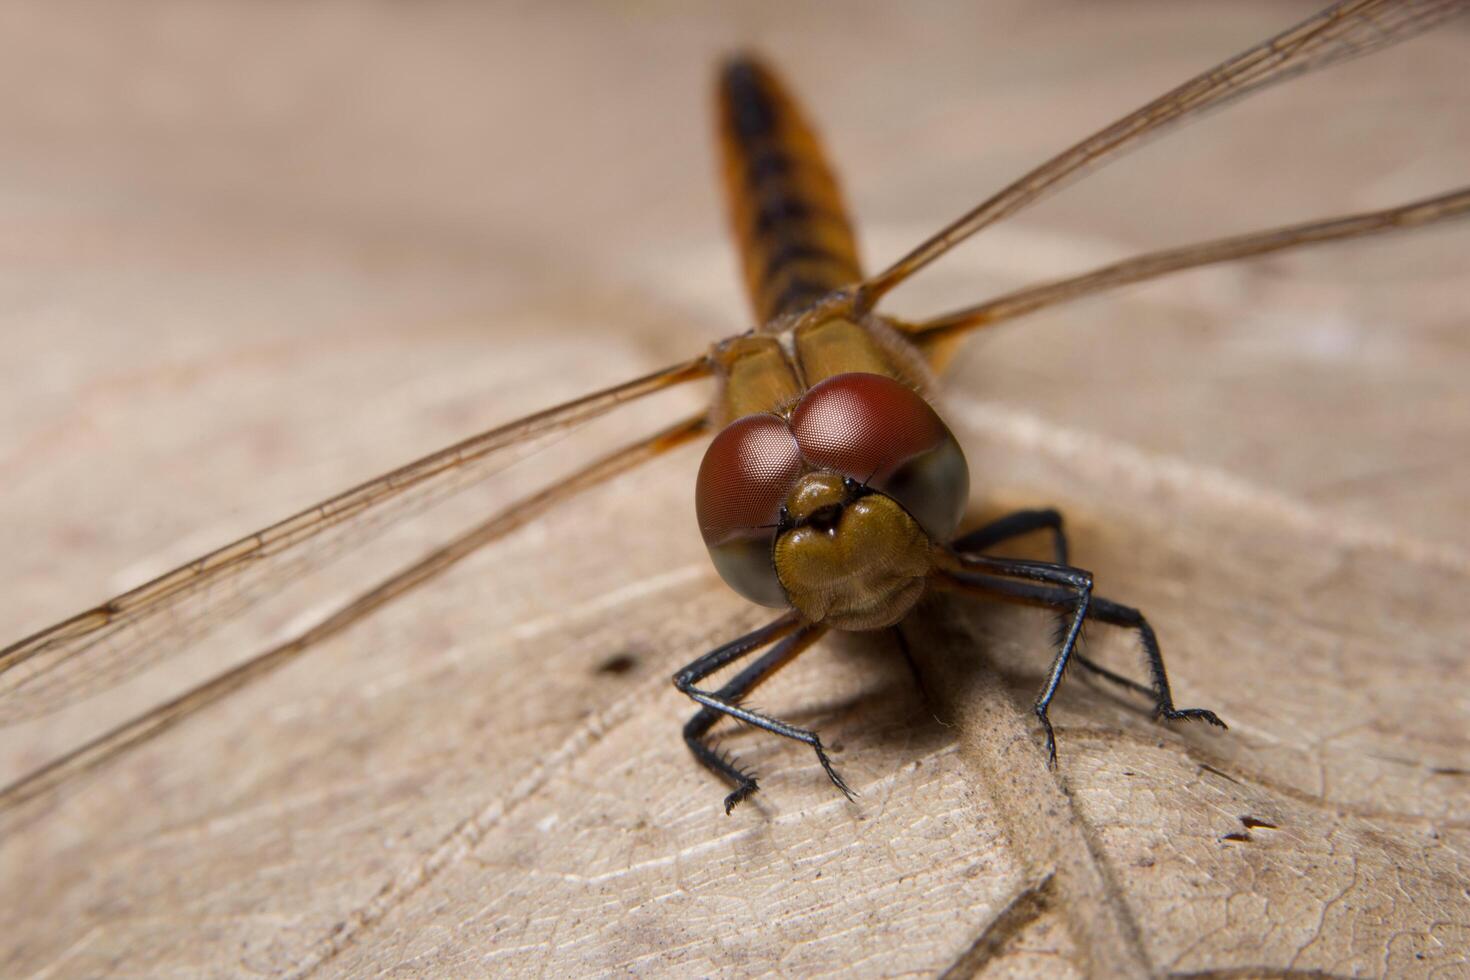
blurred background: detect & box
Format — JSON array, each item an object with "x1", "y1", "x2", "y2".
[{"x1": 0, "y1": 2, "x2": 1466, "y2": 973}]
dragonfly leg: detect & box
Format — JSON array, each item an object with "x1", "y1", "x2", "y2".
[
  {"x1": 890, "y1": 624, "x2": 930, "y2": 701},
  {"x1": 950, "y1": 517, "x2": 1204, "y2": 713},
  {"x1": 941, "y1": 553, "x2": 1095, "y2": 764},
  {"x1": 938, "y1": 565, "x2": 1226, "y2": 762},
  {"x1": 951, "y1": 508, "x2": 1076, "y2": 677},
  {"x1": 951, "y1": 515, "x2": 1146, "y2": 702},
  {"x1": 1086, "y1": 596, "x2": 1226, "y2": 728},
  {"x1": 674, "y1": 618, "x2": 840, "y2": 813},
  {"x1": 952, "y1": 507, "x2": 1069, "y2": 565}
]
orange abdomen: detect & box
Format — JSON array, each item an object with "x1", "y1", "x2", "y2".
[{"x1": 718, "y1": 56, "x2": 863, "y2": 325}]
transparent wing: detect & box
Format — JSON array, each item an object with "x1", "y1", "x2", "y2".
[
  {"x1": 905, "y1": 186, "x2": 1470, "y2": 344},
  {"x1": 0, "y1": 413, "x2": 708, "y2": 811},
  {"x1": 0, "y1": 355, "x2": 710, "y2": 724},
  {"x1": 857, "y1": 0, "x2": 1470, "y2": 307}
]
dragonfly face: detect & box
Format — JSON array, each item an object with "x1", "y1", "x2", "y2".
[
  {"x1": 696, "y1": 371, "x2": 968, "y2": 630},
  {"x1": 771, "y1": 472, "x2": 933, "y2": 631}
]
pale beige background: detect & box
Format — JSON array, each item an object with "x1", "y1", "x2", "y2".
[{"x1": 0, "y1": 2, "x2": 1466, "y2": 977}]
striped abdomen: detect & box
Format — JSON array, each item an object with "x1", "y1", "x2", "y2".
[{"x1": 718, "y1": 56, "x2": 863, "y2": 326}]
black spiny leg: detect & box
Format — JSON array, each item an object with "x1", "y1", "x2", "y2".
[
  {"x1": 952, "y1": 507, "x2": 1070, "y2": 565},
  {"x1": 1087, "y1": 596, "x2": 1225, "y2": 727},
  {"x1": 950, "y1": 514, "x2": 1223, "y2": 734},
  {"x1": 952, "y1": 508, "x2": 1073, "y2": 671},
  {"x1": 939, "y1": 568, "x2": 1226, "y2": 756},
  {"x1": 947, "y1": 554, "x2": 1093, "y2": 765},
  {"x1": 674, "y1": 615, "x2": 837, "y2": 813}
]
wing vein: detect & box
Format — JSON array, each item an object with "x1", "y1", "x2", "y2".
[
  {"x1": 858, "y1": 0, "x2": 1469, "y2": 305},
  {"x1": 0, "y1": 356, "x2": 709, "y2": 721}
]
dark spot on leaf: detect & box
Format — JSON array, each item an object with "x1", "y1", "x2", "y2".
[{"x1": 596, "y1": 652, "x2": 639, "y2": 676}]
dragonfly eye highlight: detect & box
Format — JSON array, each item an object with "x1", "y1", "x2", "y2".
[{"x1": 790, "y1": 373, "x2": 968, "y2": 541}]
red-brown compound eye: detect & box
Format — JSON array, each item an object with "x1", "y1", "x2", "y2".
[
  {"x1": 791, "y1": 372, "x2": 969, "y2": 540},
  {"x1": 695, "y1": 413, "x2": 804, "y2": 606}
]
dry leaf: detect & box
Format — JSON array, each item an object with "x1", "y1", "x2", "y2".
[{"x1": 1, "y1": 2, "x2": 1466, "y2": 977}]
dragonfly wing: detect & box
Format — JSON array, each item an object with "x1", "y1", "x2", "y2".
[
  {"x1": 859, "y1": 0, "x2": 1470, "y2": 305},
  {"x1": 906, "y1": 186, "x2": 1470, "y2": 344},
  {"x1": 0, "y1": 413, "x2": 708, "y2": 810},
  {"x1": 0, "y1": 356, "x2": 710, "y2": 724}
]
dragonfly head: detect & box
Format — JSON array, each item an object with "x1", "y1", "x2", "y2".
[{"x1": 695, "y1": 372, "x2": 969, "y2": 630}]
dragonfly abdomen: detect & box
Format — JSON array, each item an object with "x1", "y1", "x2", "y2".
[{"x1": 718, "y1": 55, "x2": 863, "y2": 325}]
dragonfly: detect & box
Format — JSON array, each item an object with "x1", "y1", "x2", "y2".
[{"x1": 2, "y1": 0, "x2": 1468, "y2": 816}]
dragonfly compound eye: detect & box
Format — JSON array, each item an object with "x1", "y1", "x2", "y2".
[
  {"x1": 790, "y1": 373, "x2": 969, "y2": 542},
  {"x1": 695, "y1": 413, "x2": 803, "y2": 606}
]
